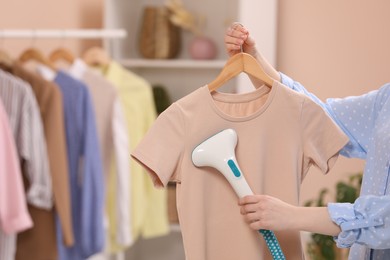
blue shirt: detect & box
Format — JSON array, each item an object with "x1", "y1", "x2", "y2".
[
  {"x1": 281, "y1": 73, "x2": 390, "y2": 260},
  {"x1": 54, "y1": 71, "x2": 105, "y2": 260}
]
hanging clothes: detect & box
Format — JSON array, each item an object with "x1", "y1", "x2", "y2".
[
  {"x1": 0, "y1": 62, "x2": 75, "y2": 260},
  {"x1": 131, "y1": 83, "x2": 349, "y2": 260},
  {"x1": 46, "y1": 69, "x2": 105, "y2": 260},
  {"x1": 68, "y1": 58, "x2": 132, "y2": 248},
  {"x1": 0, "y1": 69, "x2": 52, "y2": 260},
  {"x1": 0, "y1": 96, "x2": 33, "y2": 260},
  {"x1": 98, "y1": 61, "x2": 169, "y2": 252},
  {"x1": 2, "y1": 62, "x2": 73, "y2": 259},
  {"x1": 0, "y1": 69, "x2": 52, "y2": 210}
]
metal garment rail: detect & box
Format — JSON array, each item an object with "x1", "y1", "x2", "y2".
[{"x1": 0, "y1": 29, "x2": 127, "y2": 39}]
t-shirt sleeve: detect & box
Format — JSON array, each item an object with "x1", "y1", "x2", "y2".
[
  {"x1": 301, "y1": 97, "x2": 349, "y2": 174},
  {"x1": 131, "y1": 102, "x2": 185, "y2": 188}
]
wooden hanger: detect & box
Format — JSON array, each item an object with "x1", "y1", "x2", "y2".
[
  {"x1": 0, "y1": 48, "x2": 13, "y2": 67},
  {"x1": 82, "y1": 46, "x2": 111, "y2": 67},
  {"x1": 19, "y1": 47, "x2": 56, "y2": 70},
  {"x1": 207, "y1": 51, "x2": 274, "y2": 92},
  {"x1": 49, "y1": 47, "x2": 75, "y2": 65}
]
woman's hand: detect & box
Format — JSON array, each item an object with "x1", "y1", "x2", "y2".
[
  {"x1": 238, "y1": 194, "x2": 341, "y2": 236},
  {"x1": 224, "y1": 22, "x2": 258, "y2": 58},
  {"x1": 238, "y1": 195, "x2": 296, "y2": 231},
  {"x1": 224, "y1": 22, "x2": 281, "y2": 83}
]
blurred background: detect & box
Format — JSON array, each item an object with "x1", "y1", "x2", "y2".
[{"x1": 1, "y1": 0, "x2": 389, "y2": 259}]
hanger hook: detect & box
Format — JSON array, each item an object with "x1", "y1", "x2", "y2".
[
  {"x1": 232, "y1": 22, "x2": 244, "y2": 53},
  {"x1": 61, "y1": 29, "x2": 67, "y2": 47},
  {"x1": 32, "y1": 29, "x2": 37, "y2": 47}
]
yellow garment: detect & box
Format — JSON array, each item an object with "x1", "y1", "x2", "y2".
[{"x1": 102, "y1": 62, "x2": 169, "y2": 252}]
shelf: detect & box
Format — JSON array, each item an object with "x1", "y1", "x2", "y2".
[{"x1": 119, "y1": 58, "x2": 226, "y2": 69}]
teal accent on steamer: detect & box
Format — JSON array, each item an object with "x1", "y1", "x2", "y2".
[
  {"x1": 227, "y1": 160, "x2": 285, "y2": 259},
  {"x1": 227, "y1": 159, "x2": 241, "y2": 177},
  {"x1": 259, "y1": 229, "x2": 286, "y2": 260}
]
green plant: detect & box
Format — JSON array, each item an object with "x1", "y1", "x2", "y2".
[{"x1": 305, "y1": 173, "x2": 362, "y2": 260}]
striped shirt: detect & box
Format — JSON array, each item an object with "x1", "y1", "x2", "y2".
[
  {"x1": 0, "y1": 70, "x2": 52, "y2": 260},
  {"x1": 0, "y1": 69, "x2": 52, "y2": 208}
]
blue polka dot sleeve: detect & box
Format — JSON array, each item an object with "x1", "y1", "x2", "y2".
[{"x1": 328, "y1": 195, "x2": 390, "y2": 249}]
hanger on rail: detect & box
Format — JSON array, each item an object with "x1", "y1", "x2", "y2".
[
  {"x1": 0, "y1": 49, "x2": 13, "y2": 67},
  {"x1": 82, "y1": 46, "x2": 111, "y2": 68},
  {"x1": 49, "y1": 47, "x2": 75, "y2": 65},
  {"x1": 0, "y1": 33, "x2": 13, "y2": 67},
  {"x1": 19, "y1": 47, "x2": 56, "y2": 71},
  {"x1": 49, "y1": 31, "x2": 75, "y2": 65}
]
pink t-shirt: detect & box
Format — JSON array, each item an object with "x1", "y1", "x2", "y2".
[{"x1": 131, "y1": 82, "x2": 348, "y2": 260}]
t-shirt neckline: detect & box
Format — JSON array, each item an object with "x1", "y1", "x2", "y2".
[{"x1": 203, "y1": 81, "x2": 278, "y2": 122}]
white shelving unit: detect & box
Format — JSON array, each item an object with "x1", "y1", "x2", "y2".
[
  {"x1": 104, "y1": 0, "x2": 277, "y2": 99},
  {"x1": 104, "y1": 0, "x2": 238, "y2": 60},
  {"x1": 104, "y1": 0, "x2": 241, "y2": 101}
]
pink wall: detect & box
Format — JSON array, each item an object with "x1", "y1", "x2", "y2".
[
  {"x1": 277, "y1": 1, "x2": 390, "y2": 204},
  {"x1": 0, "y1": 0, "x2": 103, "y2": 58}
]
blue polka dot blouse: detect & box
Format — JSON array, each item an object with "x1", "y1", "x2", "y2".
[{"x1": 281, "y1": 73, "x2": 390, "y2": 260}]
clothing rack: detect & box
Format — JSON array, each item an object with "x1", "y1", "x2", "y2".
[
  {"x1": 0, "y1": 28, "x2": 125, "y2": 260},
  {"x1": 0, "y1": 29, "x2": 127, "y2": 39}
]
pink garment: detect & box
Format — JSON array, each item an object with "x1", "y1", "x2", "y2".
[{"x1": 0, "y1": 98, "x2": 32, "y2": 234}]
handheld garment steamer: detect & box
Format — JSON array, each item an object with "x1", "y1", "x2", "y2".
[{"x1": 192, "y1": 129, "x2": 285, "y2": 260}]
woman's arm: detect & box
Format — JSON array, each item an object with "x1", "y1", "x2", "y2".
[
  {"x1": 328, "y1": 195, "x2": 390, "y2": 249},
  {"x1": 238, "y1": 195, "x2": 340, "y2": 236},
  {"x1": 239, "y1": 194, "x2": 390, "y2": 249}
]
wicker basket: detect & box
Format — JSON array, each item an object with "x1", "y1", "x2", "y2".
[{"x1": 139, "y1": 6, "x2": 181, "y2": 59}]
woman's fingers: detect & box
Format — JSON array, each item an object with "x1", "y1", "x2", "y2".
[{"x1": 225, "y1": 22, "x2": 250, "y2": 56}]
